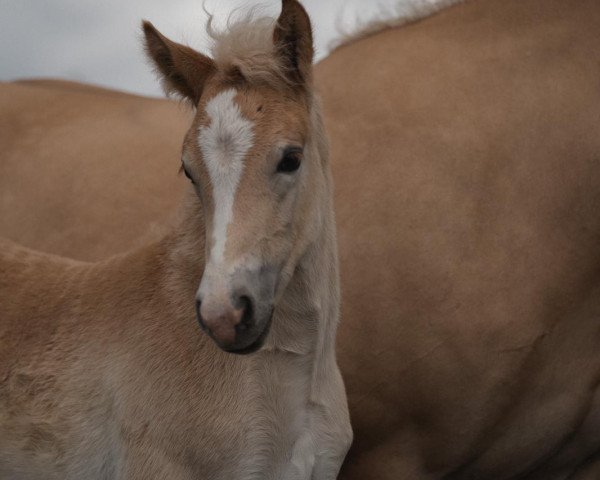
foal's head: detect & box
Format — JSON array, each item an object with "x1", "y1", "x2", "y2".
[{"x1": 144, "y1": 0, "x2": 331, "y2": 353}]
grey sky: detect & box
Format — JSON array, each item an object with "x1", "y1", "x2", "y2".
[{"x1": 0, "y1": 0, "x2": 437, "y2": 97}]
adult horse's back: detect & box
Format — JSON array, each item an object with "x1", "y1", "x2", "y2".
[
  {"x1": 0, "y1": 80, "x2": 188, "y2": 260},
  {"x1": 322, "y1": 0, "x2": 600, "y2": 477}
]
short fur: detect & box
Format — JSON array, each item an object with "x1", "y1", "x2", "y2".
[{"x1": 3, "y1": 0, "x2": 600, "y2": 478}]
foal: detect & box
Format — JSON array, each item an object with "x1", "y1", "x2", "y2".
[{"x1": 0, "y1": 0, "x2": 352, "y2": 478}]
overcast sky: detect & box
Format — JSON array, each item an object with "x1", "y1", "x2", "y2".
[{"x1": 1, "y1": 0, "x2": 446, "y2": 97}]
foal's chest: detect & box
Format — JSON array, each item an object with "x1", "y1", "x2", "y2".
[{"x1": 231, "y1": 356, "x2": 318, "y2": 480}]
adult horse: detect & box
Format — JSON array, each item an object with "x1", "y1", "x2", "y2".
[{"x1": 2, "y1": 0, "x2": 600, "y2": 478}]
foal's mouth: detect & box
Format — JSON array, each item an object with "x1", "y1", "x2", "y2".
[{"x1": 225, "y1": 312, "x2": 273, "y2": 355}]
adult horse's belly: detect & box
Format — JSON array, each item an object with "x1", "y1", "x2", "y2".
[{"x1": 2, "y1": 0, "x2": 600, "y2": 478}]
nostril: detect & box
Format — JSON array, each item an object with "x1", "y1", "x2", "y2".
[
  {"x1": 235, "y1": 295, "x2": 254, "y2": 333},
  {"x1": 195, "y1": 299, "x2": 207, "y2": 331}
]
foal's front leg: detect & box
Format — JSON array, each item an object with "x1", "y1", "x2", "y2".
[
  {"x1": 118, "y1": 443, "x2": 197, "y2": 480},
  {"x1": 283, "y1": 403, "x2": 352, "y2": 480},
  {"x1": 307, "y1": 369, "x2": 353, "y2": 480},
  {"x1": 285, "y1": 433, "x2": 348, "y2": 480},
  {"x1": 309, "y1": 430, "x2": 353, "y2": 480}
]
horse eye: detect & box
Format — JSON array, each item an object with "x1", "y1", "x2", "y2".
[
  {"x1": 276, "y1": 148, "x2": 302, "y2": 174},
  {"x1": 182, "y1": 165, "x2": 195, "y2": 184}
]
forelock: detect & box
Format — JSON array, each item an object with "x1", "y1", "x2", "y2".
[{"x1": 205, "y1": 8, "x2": 293, "y2": 90}]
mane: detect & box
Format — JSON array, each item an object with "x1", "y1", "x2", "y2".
[
  {"x1": 329, "y1": 0, "x2": 463, "y2": 53},
  {"x1": 204, "y1": 8, "x2": 292, "y2": 90}
]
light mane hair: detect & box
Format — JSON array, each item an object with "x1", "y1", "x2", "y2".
[
  {"x1": 205, "y1": 8, "x2": 293, "y2": 90},
  {"x1": 329, "y1": 0, "x2": 463, "y2": 52}
]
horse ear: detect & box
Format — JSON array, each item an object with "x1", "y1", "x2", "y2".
[
  {"x1": 142, "y1": 21, "x2": 215, "y2": 105},
  {"x1": 273, "y1": 0, "x2": 314, "y2": 86}
]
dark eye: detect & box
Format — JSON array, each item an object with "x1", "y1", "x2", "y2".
[
  {"x1": 182, "y1": 164, "x2": 195, "y2": 184},
  {"x1": 276, "y1": 148, "x2": 302, "y2": 174}
]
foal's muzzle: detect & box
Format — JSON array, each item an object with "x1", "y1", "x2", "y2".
[
  {"x1": 195, "y1": 291, "x2": 273, "y2": 354},
  {"x1": 196, "y1": 262, "x2": 277, "y2": 354}
]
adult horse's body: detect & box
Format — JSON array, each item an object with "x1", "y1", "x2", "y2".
[{"x1": 2, "y1": 0, "x2": 600, "y2": 478}]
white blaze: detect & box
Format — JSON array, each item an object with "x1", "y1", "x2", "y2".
[{"x1": 198, "y1": 88, "x2": 254, "y2": 263}]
